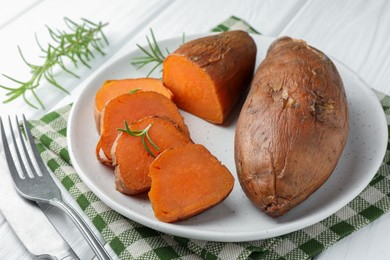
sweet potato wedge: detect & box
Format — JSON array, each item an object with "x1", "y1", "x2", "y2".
[
  {"x1": 163, "y1": 30, "x2": 257, "y2": 124},
  {"x1": 94, "y1": 78, "x2": 173, "y2": 133},
  {"x1": 148, "y1": 143, "x2": 235, "y2": 222},
  {"x1": 112, "y1": 116, "x2": 192, "y2": 195},
  {"x1": 96, "y1": 91, "x2": 189, "y2": 165},
  {"x1": 235, "y1": 37, "x2": 349, "y2": 217}
]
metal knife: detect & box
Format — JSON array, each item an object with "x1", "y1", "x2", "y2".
[{"x1": 0, "y1": 155, "x2": 78, "y2": 260}]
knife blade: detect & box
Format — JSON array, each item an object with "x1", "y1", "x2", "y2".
[{"x1": 0, "y1": 154, "x2": 78, "y2": 259}]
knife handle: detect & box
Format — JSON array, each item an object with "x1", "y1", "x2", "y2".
[{"x1": 50, "y1": 198, "x2": 112, "y2": 260}]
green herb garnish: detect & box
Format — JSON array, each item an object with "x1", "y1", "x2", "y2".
[
  {"x1": 128, "y1": 88, "x2": 141, "y2": 94},
  {"x1": 0, "y1": 17, "x2": 109, "y2": 109},
  {"x1": 117, "y1": 121, "x2": 160, "y2": 158},
  {"x1": 131, "y1": 29, "x2": 167, "y2": 78},
  {"x1": 131, "y1": 29, "x2": 186, "y2": 77}
]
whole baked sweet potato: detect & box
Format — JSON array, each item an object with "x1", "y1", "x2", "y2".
[
  {"x1": 163, "y1": 30, "x2": 256, "y2": 124},
  {"x1": 234, "y1": 37, "x2": 349, "y2": 217}
]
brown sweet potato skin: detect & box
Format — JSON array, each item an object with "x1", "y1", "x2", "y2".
[
  {"x1": 163, "y1": 30, "x2": 256, "y2": 124},
  {"x1": 234, "y1": 37, "x2": 349, "y2": 217}
]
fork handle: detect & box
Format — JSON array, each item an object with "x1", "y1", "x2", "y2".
[{"x1": 50, "y1": 198, "x2": 112, "y2": 260}]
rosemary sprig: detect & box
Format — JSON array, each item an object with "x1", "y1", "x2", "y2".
[
  {"x1": 117, "y1": 121, "x2": 160, "y2": 158},
  {"x1": 0, "y1": 17, "x2": 109, "y2": 109},
  {"x1": 131, "y1": 29, "x2": 166, "y2": 77},
  {"x1": 131, "y1": 29, "x2": 186, "y2": 77}
]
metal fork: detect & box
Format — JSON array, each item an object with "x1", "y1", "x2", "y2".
[{"x1": 0, "y1": 115, "x2": 112, "y2": 260}]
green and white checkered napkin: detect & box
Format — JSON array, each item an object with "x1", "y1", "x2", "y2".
[{"x1": 27, "y1": 17, "x2": 390, "y2": 260}]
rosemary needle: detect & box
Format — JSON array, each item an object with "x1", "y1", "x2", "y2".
[
  {"x1": 131, "y1": 29, "x2": 166, "y2": 77},
  {"x1": 0, "y1": 17, "x2": 109, "y2": 109},
  {"x1": 128, "y1": 88, "x2": 141, "y2": 94},
  {"x1": 131, "y1": 29, "x2": 186, "y2": 77},
  {"x1": 117, "y1": 121, "x2": 160, "y2": 158}
]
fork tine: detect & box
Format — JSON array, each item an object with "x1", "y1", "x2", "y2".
[
  {"x1": 21, "y1": 114, "x2": 51, "y2": 177},
  {"x1": 0, "y1": 117, "x2": 19, "y2": 177},
  {"x1": 8, "y1": 116, "x2": 31, "y2": 179},
  {"x1": 15, "y1": 115, "x2": 37, "y2": 178}
]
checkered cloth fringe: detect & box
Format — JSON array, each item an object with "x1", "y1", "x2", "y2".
[{"x1": 27, "y1": 17, "x2": 390, "y2": 260}]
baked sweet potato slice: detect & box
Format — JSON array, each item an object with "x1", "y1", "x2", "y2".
[
  {"x1": 94, "y1": 78, "x2": 173, "y2": 133},
  {"x1": 112, "y1": 116, "x2": 192, "y2": 195},
  {"x1": 163, "y1": 30, "x2": 256, "y2": 124},
  {"x1": 148, "y1": 143, "x2": 235, "y2": 222},
  {"x1": 96, "y1": 91, "x2": 189, "y2": 165},
  {"x1": 235, "y1": 37, "x2": 349, "y2": 217}
]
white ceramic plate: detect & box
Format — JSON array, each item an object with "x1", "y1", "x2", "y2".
[{"x1": 68, "y1": 34, "x2": 388, "y2": 242}]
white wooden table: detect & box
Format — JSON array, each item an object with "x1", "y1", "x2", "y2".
[{"x1": 1, "y1": 0, "x2": 389, "y2": 259}]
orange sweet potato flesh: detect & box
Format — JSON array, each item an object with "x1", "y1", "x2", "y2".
[
  {"x1": 96, "y1": 92, "x2": 189, "y2": 165},
  {"x1": 148, "y1": 143, "x2": 235, "y2": 223},
  {"x1": 111, "y1": 116, "x2": 192, "y2": 195},
  {"x1": 94, "y1": 78, "x2": 173, "y2": 133},
  {"x1": 163, "y1": 30, "x2": 257, "y2": 124}
]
